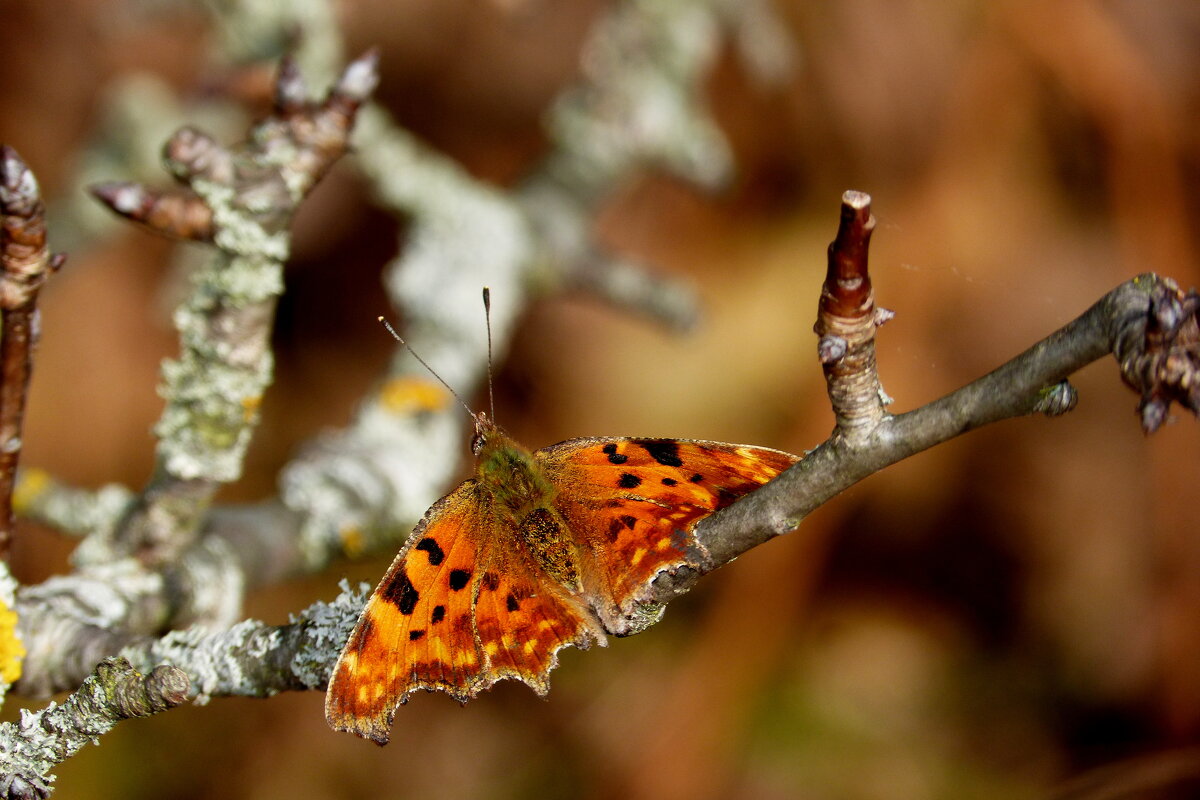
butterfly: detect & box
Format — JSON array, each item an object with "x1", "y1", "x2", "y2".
[{"x1": 324, "y1": 409, "x2": 799, "y2": 744}]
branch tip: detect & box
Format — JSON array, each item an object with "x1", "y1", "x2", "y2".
[
  {"x1": 1115, "y1": 278, "x2": 1200, "y2": 433},
  {"x1": 841, "y1": 189, "x2": 871, "y2": 210},
  {"x1": 89, "y1": 181, "x2": 146, "y2": 215},
  {"x1": 274, "y1": 56, "x2": 308, "y2": 112},
  {"x1": 89, "y1": 182, "x2": 215, "y2": 242},
  {"x1": 334, "y1": 49, "x2": 381, "y2": 104},
  {"x1": 823, "y1": 190, "x2": 876, "y2": 318},
  {"x1": 0, "y1": 148, "x2": 38, "y2": 215}
]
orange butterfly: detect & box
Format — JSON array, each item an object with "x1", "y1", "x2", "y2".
[
  {"x1": 326, "y1": 299, "x2": 798, "y2": 744},
  {"x1": 325, "y1": 409, "x2": 798, "y2": 744}
]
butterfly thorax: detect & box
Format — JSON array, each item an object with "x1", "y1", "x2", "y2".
[
  {"x1": 475, "y1": 433, "x2": 556, "y2": 513},
  {"x1": 472, "y1": 424, "x2": 580, "y2": 589}
]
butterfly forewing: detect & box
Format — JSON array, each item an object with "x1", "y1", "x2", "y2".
[
  {"x1": 325, "y1": 483, "x2": 488, "y2": 744},
  {"x1": 536, "y1": 438, "x2": 799, "y2": 634}
]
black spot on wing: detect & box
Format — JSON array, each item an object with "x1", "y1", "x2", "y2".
[
  {"x1": 636, "y1": 439, "x2": 683, "y2": 467},
  {"x1": 689, "y1": 473, "x2": 704, "y2": 483},
  {"x1": 449, "y1": 569, "x2": 471, "y2": 591},
  {"x1": 481, "y1": 571, "x2": 500, "y2": 591},
  {"x1": 415, "y1": 537, "x2": 445, "y2": 565},
  {"x1": 661, "y1": 477, "x2": 677, "y2": 486},
  {"x1": 618, "y1": 473, "x2": 642, "y2": 489},
  {"x1": 506, "y1": 593, "x2": 520, "y2": 612},
  {"x1": 409, "y1": 630, "x2": 426, "y2": 641},
  {"x1": 381, "y1": 570, "x2": 420, "y2": 615},
  {"x1": 620, "y1": 514, "x2": 637, "y2": 529},
  {"x1": 431, "y1": 605, "x2": 446, "y2": 624},
  {"x1": 602, "y1": 442, "x2": 628, "y2": 465}
]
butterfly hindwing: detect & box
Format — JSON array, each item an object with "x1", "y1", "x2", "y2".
[
  {"x1": 535, "y1": 437, "x2": 799, "y2": 634},
  {"x1": 472, "y1": 562, "x2": 603, "y2": 694}
]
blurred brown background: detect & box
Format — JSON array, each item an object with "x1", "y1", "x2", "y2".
[{"x1": 0, "y1": 0, "x2": 1198, "y2": 798}]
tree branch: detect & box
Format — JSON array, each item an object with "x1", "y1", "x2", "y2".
[
  {"x1": 0, "y1": 658, "x2": 188, "y2": 800},
  {"x1": 88, "y1": 52, "x2": 380, "y2": 566},
  {"x1": 0, "y1": 148, "x2": 61, "y2": 560},
  {"x1": 650, "y1": 205, "x2": 1195, "y2": 600}
]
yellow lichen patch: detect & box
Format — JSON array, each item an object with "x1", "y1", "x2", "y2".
[
  {"x1": 379, "y1": 377, "x2": 450, "y2": 416},
  {"x1": 11, "y1": 467, "x2": 51, "y2": 515},
  {"x1": 339, "y1": 526, "x2": 365, "y2": 558},
  {"x1": 241, "y1": 394, "x2": 263, "y2": 422},
  {"x1": 0, "y1": 602, "x2": 24, "y2": 685}
]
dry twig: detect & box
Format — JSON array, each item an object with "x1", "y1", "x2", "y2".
[{"x1": 0, "y1": 148, "x2": 61, "y2": 560}]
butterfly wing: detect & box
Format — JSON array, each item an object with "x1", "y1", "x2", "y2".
[
  {"x1": 325, "y1": 478, "x2": 605, "y2": 744},
  {"x1": 535, "y1": 437, "x2": 799, "y2": 635},
  {"x1": 325, "y1": 482, "x2": 488, "y2": 743},
  {"x1": 471, "y1": 555, "x2": 604, "y2": 695}
]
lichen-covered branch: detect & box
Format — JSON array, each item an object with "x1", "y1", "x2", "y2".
[
  {"x1": 117, "y1": 580, "x2": 368, "y2": 700},
  {"x1": 89, "y1": 52, "x2": 380, "y2": 565},
  {"x1": 8, "y1": 55, "x2": 379, "y2": 704},
  {"x1": 0, "y1": 658, "x2": 188, "y2": 800},
  {"x1": 10, "y1": 468, "x2": 133, "y2": 541},
  {"x1": 13, "y1": 535, "x2": 245, "y2": 698}
]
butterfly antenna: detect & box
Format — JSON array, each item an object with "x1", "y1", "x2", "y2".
[
  {"x1": 482, "y1": 287, "x2": 496, "y2": 423},
  {"x1": 377, "y1": 316, "x2": 475, "y2": 419}
]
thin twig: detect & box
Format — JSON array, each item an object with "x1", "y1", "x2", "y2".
[
  {"x1": 88, "y1": 182, "x2": 214, "y2": 242},
  {"x1": 0, "y1": 147, "x2": 60, "y2": 561},
  {"x1": 815, "y1": 190, "x2": 888, "y2": 437},
  {"x1": 661, "y1": 275, "x2": 1184, "y2": 595}
]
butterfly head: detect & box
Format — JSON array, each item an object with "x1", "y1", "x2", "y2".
[{"x1": 470, "y1": 411, "x2": 500, "y2": 455}]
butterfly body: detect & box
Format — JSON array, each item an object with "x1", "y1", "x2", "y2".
[
  {"x1": 326, "y1": 413, "x2": 798, "y2": 744},
  {"x1": 472, "y1": 430, "x2": 582, "y2": 590}
]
